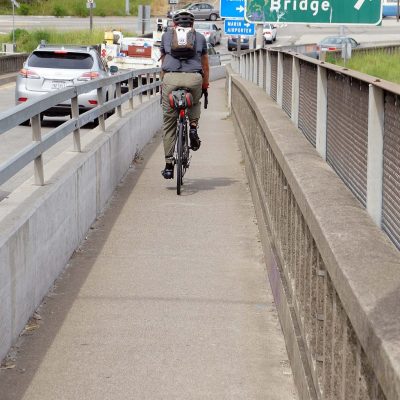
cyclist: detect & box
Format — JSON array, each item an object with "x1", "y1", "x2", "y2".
[{"x1": 159, "y1": 10, "x2": 210, "y2": 179}]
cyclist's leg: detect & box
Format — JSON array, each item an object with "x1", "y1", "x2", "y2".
[
  {"x1": 184, "y1": 74, "x2": 203, "y2": 150},
  {"x1": 161, "y1": 76, "x2": 179, "y2": 177}
]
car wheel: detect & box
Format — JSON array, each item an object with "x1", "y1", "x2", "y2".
[{"x1": 209, "y1": 13, "x2": 217, "y2": 21}]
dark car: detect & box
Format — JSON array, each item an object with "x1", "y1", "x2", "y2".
[
  {"x1": 227, "y1": 36, "x2": 249, "y2": 51},
  {"x1": 168, "y1": 2, "x2": 220, "y2": 21}
]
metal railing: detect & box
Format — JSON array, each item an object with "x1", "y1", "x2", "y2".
[
  {"x1": 0, "y1": 68, "x2": 161, "y2": 187},
  {"x1": 0, "y1": 53, "x2": 28, "y2": 74},
  {"x1": 229, "y1": 50, "x2": 400, "y2": 400},
  {"x1": 233, "y1": 49, "x2": 400, "y2": 249}
]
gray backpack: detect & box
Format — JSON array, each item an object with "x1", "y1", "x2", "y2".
[{"x1": 170, "y1": 27, "x2": 196, "y2": 60}]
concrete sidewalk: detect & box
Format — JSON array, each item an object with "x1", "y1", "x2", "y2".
[{"x1": 0, "y1": 79, "x2": 298, "y2": 400}]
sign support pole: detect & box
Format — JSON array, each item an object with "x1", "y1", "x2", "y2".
[
  {"x1": 12, "y1": 0, "x2": 15, "y2": 50},
  {"x1": 89, "y1": 3, "x2": 93, "y2": 32},
  {"x1": 255, "y1": 24, "x2": 263, "y2": 49}
]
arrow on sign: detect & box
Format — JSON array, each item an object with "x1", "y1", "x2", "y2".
[
  {"x1": 244, "y1": 22, "x2": 250, "y2": 27},
  {"x1": 354, "y1": 0, "x2": 366, "y2": 10},
  {"x1": 236, "y1": 5, "x2": 245, "y2": 12}
]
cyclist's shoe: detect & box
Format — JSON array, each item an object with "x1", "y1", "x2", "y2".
[
  {"x1": 189, "y1": 125, "x2": 201, "y2": 151},
  {"x1": 161, "y1": 163, "x2": 174, "y2": 179}
]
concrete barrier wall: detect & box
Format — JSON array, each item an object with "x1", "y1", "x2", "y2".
[
  {"x1": 0, "y1": 99, "x2": 163, "y2": 362},
  {"x1": 227, "y1": 67, "x2": 400, "y2": 400}
]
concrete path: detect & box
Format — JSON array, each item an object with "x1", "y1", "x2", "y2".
[{"x1": 0, "y1": 79, "x2": 298, "y2": 400}]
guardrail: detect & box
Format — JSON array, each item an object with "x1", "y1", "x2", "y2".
[
  {"x1": 0, "y1": 68, "x2": 161, "y2": 187},
  {"x1": 0, "y1": 53, "x2": 28, "y2": 74},
  {"x1": 228, "y1": 50, "x2": 400, "y2": 400}
]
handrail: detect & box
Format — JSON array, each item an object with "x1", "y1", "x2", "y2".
[{"x1": 0, "y1": 67, "x2": 161, "y2": 186}]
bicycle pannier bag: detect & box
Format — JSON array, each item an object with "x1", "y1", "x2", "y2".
[{"x1": 170, "y1": 27, "x2": 196, "y2": 60}]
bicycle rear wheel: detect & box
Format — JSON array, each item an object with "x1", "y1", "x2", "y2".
[{"x1": 176, "y1": 121, "x2": 184, "y2": 195}]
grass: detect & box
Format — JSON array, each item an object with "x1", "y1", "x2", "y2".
[
  {"x1": 0, "y1": 29, "x2": 136, "y2": 53},
  {"x1": 0, "y1": 0, "x2": 155, "y2": 16},
  {"x1": 327, "y1": 51, "x2": 400, "y2": 84}
]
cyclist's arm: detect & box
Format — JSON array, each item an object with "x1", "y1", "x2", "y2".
[{"x1": 201, "y1": 54, "x2": 209, "y2": 88}]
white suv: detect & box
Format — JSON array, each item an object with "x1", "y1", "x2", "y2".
[
  {"x1": 15, "y1": 44, "x2": 115, "y2": 121},
  {"x1": 263, "y1": 23, "x2": 277, "y2": 44}
]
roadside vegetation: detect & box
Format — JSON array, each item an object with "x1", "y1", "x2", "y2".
[
  {"x1": 0, "y1": 29, "x2": 136, "y2": 52},
  {"x1": 0, "y1": 0, "x2": 160, "y2": 17},
  {"x1": 327, "y1": 51, "x2": 400, "y2": 84}
]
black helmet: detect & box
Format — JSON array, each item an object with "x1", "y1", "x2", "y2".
[{"x1": 173, "y1": 10, "x2": 195, "y2": 27}]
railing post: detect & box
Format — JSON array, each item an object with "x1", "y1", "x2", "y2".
[
  {"x1": 262, "y1": 49, "x2": 267, "y2": 90},
  {"x1": 71, "y1": 95, "x2": 82, "y2": 149},
  {"x1": 277, "y1": 52, "x2": 284, "y2": 107},
  {"x1": 291, "y1": 56, "x2": 300, "y2": 127},
  {"x1": 266, "y1": 50, "x2": 272, "y2": 96},
  {"x1": 31, "y1": 114, "x2": 44, "y2": 186},
  {"x1": 367, "y1": 84, "x2": 384, "y2": 227},
  {"x1": 96, "y1": 88, "x2": 105, "y2": 132},
  {"x1": 146, "y1": 73, "x2": 150, "y2": 101},
  {"x1": 228, "y1": 73, "x2": 232, "y2": 115},
  {"x1": 116, "y1": 82, "x2": 122, "y2": 117},
  {"x1": 128, "y1": 76, "x2": 134, "y2": 110},
  {"x1": 316, "y1": 65, "x2": 328, "y2": 159},
  {"x1": 139, "y1": 74, "x2": 143, "y2": 104}
]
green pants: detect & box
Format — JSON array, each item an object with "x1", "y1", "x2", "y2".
[{"x1": 162, "y1": 72, "x2": 203, "y2": 163}]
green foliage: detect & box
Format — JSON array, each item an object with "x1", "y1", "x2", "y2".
[
  {"x1": 10, "y1": 28, "x2": 29, "y2": 41},
  {"x1": 53, "y1": 4, "x2": 67, "y2": 17},
  {"x1": 17, "y1": 3, "x2": 31, "y2": 15},
  {"x1": 73, "y1": 2, "x2": 88, "y2": 17},
  {"x1": 328, "y1": 50, "x2": 400, "y2": 85}
]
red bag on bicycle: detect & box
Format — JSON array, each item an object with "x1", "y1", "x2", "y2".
[{"x1": 168, "y1": 90, "x2": 193, "y2": 109}]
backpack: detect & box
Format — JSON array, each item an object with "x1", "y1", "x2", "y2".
[{"x1": 170, "y1": 27, "x2": 196, "y2": 60}]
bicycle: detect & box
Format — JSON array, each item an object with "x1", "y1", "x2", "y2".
[{"x1": 168, "y1": 88, "x2": 208, "y2": 195}]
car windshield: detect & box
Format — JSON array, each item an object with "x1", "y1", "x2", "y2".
[
  {"x1": 182, "y1": 3, "x2": 193, "y2": 9},
  {"x1": 28, "y1": 51, "x2": 94, "y2": 69},
  {"x1": 195, "y1": 23, "x2": 212, "y2": 29},
  {"x1": 320, "y1": 37, "x2": 344, "y2": 45}
]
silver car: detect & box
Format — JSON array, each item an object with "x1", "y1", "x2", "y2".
[
  {"x1": 15, "y1": 44, "x2": 115, "y2": 121},
  {"x1": 168, "y1": 2, "x2": 220, "y2": 21},
  {"x1": 194, "y1": 22, "x2": 222, "y2": 46},
  {"x1": 207, "y1": 43, "x2": 221, "y2": 66}
]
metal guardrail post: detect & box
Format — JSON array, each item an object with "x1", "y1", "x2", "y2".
[
  {"x1": 262, "y1": 50, "x2": 267, "y2": 90},
  {"x1": 367, "y1": 84, "x2": 384, "y2": 227},
  {"x1": 316, "y1": 65, "x2": 328, "y2": 160},
  {"x1": 31, "y1": 115, "x2": 44, "y2": 185},
  {"x1": 291, "y1": 56, "x2": 300, "y2": 127},
  {"x1": 116, "y1": 82, "x2": 122, "y2": 117},
  {"x1": 96, "y1": 88, "x2": 106, "y2": 132},
  {"x1": 128, "y1": 77, "x2": 134, "y2": 110},
  {"x1": 146, "y1": 73, "x2": 150, "y2": 101},
  {"x1": 277, "y1": 52, "x2": 284, "y2": 107},
  {"x1": 139, "y1": 75, "x2": 143, "y2": 104},
  {"x1": 266, "y1": 51, "x2": 272, "y2": 96},
  {"x1": 71, "y1": 95, "x2": 82, "y2": 149}
]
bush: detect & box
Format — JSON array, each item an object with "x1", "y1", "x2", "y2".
[
  {"x1": 17, "y1": 3, "x2": 30, "y2": 15},
  {"x1": 10, "y1": 28, "x2": 29, "y2": 42},
  {"x1": 33, "y1": 30, "x2": 51, "y2": 43},
  {"x1": 73, "y1": 2, "x2": 88, "y2": 17},
  {"x1": 53, "y1": 4, "x2": 67, "y2": 17}
]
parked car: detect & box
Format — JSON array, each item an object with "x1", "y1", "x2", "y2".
[
  {"x1": 317, "y1": 36, "x2": 359, "y2": 56},
  {"x1": 15, "y1": 44, "x2": 115, "y2": 122},
  {"x1": 227, "y1": 36, "x2": 249, "y2": 51},
  {"x1": 168, "y1": 3, "x2": 220, "y2": 21},
  {"x1": 194, "y1": 22, "x2": 221, "y2": 46},
  {"x1": 207, "y1": 43, "x2": 221, "y2": 66},
  {"x1": 263, "y1": 23, "x2": 277, "y2": 44}
]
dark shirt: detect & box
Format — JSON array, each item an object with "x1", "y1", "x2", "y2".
[{"x1": 160, "y1": 29, "x2": 207, "y2": 73}]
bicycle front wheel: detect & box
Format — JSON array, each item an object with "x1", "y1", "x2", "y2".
[{"x1": 176, "y1": 121, "x2": 184, "y2": 195}]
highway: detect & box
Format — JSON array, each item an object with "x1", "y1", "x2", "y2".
[{"x1": 0, "y1": 82, "x2": 97, "y2": 199}]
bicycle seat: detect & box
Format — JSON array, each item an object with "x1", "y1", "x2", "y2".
[{"x1": 169, "y1": 89, "x2": 193, "y2": 110}]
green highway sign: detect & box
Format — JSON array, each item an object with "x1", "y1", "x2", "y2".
[{"x1": 245, "y1": 0, "x2": 382, "y2": 24}]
